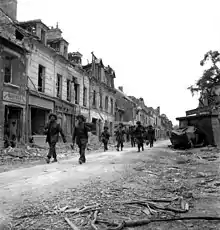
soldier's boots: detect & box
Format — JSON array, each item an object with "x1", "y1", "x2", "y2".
[
  {"x1": 117, "y1": 148, "x2": 119, "y2": 151},
  {"x1": 46, "y1": 158, "x2": 50, "y2": 164},
  {"x1": 79, "y1": 158, "x2": 86, "y2": 164},
  {"x1": 46, "y1": 158, "x2": 58, "y2": 164}
]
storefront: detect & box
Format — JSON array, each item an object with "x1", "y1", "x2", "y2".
[
  {"x1": 3, "y1": 91, "x2": 26, "y2": 143},
  {"x1": 28, "y1": 94, "x2": 54, "y2": 144}
]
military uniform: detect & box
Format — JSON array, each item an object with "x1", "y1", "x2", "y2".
[
  {"x1": 134, "y1": 122, "x2": 145, "y2": 152},
  {"x1": 72, "y1": 115, "x2": 89, "y2": 164},
  {"x1": 115, "y1": 124, "x2": 125, "y2": 151},
  {"x1": 147, "y1": 126, "x2": 155, "y2": 148},
  {"x1": 101, "y1": 126, "x2": 110, "y2": 151},
  {"x1": 44, "y1": 113, "x2": 66, "y2": 163},
  {"x1": 130, "y1": 126, "x2": 136, "y2": 147}
]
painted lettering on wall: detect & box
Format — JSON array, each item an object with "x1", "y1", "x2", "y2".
[{"x1": 3, "y1": 92, "x2": 26, "y2": 104}]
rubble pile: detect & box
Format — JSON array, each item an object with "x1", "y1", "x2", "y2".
[{"x1": 0, "y1": 143, "x2": 75, "y2": 166}]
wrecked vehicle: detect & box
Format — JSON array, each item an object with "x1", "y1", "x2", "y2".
[{"x1": 170, "y1": 126, "x2": 205, "y2": 149}]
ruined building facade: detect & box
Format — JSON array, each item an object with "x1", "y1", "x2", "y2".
[
  {"x1": 17, "y1": 20, "x2": 90, "y2": 142},
  {"x1": 0, "y1": 1, "x2": 90, "y2": 144},
  {"x1": 83, "y1": 56, "x2": 116, "y2": 137}
]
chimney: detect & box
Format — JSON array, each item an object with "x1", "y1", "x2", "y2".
[
  {"x1": 118, "y1": 86, "x2": 123, "y2": 92},
  {"x1": 0, "y1": 0, "x2": 17, "y2": 20}
]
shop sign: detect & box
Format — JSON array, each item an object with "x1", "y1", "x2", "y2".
[
  {"x1": 3, "y1": 92, "x2": 26, "y2": 104},
  {"x1": 29, "y1": 95, "x2": 54, "y2": 110}
]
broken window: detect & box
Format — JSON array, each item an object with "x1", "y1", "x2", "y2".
[
  {"x1": 95, "y1": 66, "x2": 99, "y2": 78},
  {"x1": 111, "y1": 77, "x2": 114, "y2": 88},
  {"x1": 98, "y1": 68, "x2": 101, "y2": 81},
  {"x1": 67, "y1": 79, "x2": 71, "y2": 102},
  {"x1": 93, "y1": 90, "x2": 96, "y2": 107},
  {"x1": 100, "y1": 92, "x2": 103, "y2": 109},
  {"x1": 15, "y1": 30, "x2": 24, "y2": 41},
  {"x1": 50, "y1": 42, "x2": 60, "y2": 52},
  {"x1": 74, "y1": 83, "x2": 80, "y2": 104},
  {"x1": 57, "y1": 74, "x2": 62, "y2": 98},
  {"x1": 38, "y1": 65, "x2": 45, "y2": 92},
  {"x1": 83, "y1": 87, "x2": 87, "y2": 106},
  {"x1": 105, "y1": 96, "x2": 109, "y2": 111},
  {"x1": 64, "y1": 46, "x2": 67, "y2": 57},
  {"x1": 41, "y1": 29, "x2": 46, "y2": 44},
  {"x1": 110, "y1": 98, "x2": 114, "y2": 114},
  {"x1": 115, "y1": 102, "x2": 117, "y2": 119},
  {"x1": 106, "y1": 76, "x2": 110, "y2": 86},
  {"x1": 4, "y1": 57, "x2": 12, "y2": 83}
]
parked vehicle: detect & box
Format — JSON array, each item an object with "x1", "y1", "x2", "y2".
[{"x1": 170, "y1": 126, "x2": 201, "y2": 149}]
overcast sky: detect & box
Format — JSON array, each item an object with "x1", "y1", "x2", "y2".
[{"x1": 17, "y1": 0, "x2": 220, "y2": 124}]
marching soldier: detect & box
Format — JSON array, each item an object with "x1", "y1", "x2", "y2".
[
  {"x1": 134, "y1": 121, "x2": 145, "y2": 152},
  {"x1": 44, "y1": 113, "x2": 66, "y2": 164},
  {"x1": 147, "y1": 125, "x2": 156, "y2": 148},
  {"x1": 72, "y1": 115, "x2": 89, "y2": 164},
  {"x1": 115, "y1": 123, "x2": 125, "y2": 151},
  {"x1": 101, "y1": 126, "x2": 110, "y2": 151}
]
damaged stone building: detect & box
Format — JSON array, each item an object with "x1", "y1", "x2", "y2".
[
  {"x1": 115, "y1": 86, "x2": 137, "y2": 126},
  {"x1": 0, "y1": 0, "x2": 172, "y2": 147},
  {"x1": 17, "y1": 20, "x2": 90, "y2": 142},
  {"x1": 83, "y1": 54, "x2": 116, "y2": 137},
  {"x1": 0, "y1": 0, "x2": 90, "y2": 145},
  {"x1": 0, "y1": 2, "x2": 29, "y2": 146}
]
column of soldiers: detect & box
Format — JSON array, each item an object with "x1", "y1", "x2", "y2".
[
  {"x1": 114, "y1": 121, "x2": 156, "y2": 152},
  {"x1": 44, "y1": 112, "x2": 156, "y2": 165},
  {"x1": 129, "y1": 122, "x2": 156, "y2": 152}
]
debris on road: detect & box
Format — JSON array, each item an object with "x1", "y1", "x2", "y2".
[
  {"x1": 64, "y1": 217, "x2": 80, "y2": 230},
  {"x1": 6, "y1": 144, "x2": 220, "y2": 229}
]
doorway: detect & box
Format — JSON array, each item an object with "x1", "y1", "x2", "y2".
[
  {"x1": 4, "y1": 106, "x2": 22, "y2": 142},
  {"x1": 31, "y1": 107, "x2": 49, "y2": 135},
  {"x1": 92, "y1": 118, "x2": 98, "y2": 135}
]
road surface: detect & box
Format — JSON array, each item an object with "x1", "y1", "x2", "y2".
[{"x1": 0, "y1": 141, "x2": 169, "y2": 214}]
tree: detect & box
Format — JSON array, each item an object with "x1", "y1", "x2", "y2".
[{"x1": 188, "y1": 50, "x2": 220, "y2": 106}]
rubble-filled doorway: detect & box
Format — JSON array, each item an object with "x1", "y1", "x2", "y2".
[
  {"x1": 31, "y1": 107, "x2": 49, "y2": 135},
  {"x1": 4, "y1": 106, "x2": 22, "y2": 142}
]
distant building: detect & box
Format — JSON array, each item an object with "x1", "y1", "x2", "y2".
[{"x1": 114, "y1": 86, "x2": 137, "y2": 126}]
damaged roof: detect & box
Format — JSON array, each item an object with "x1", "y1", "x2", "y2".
[
  {"x1": 116, "y1": 89, "x2": 136, "y2": 104},
  {"x1": 47, "y1": 37, "x2": 69, "y2": 45},
  {"x1": 18, "y1": 19, "x2": 50, "y2": 30}
]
